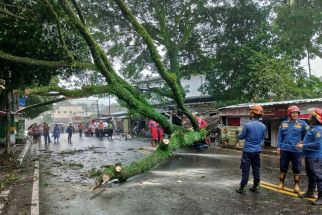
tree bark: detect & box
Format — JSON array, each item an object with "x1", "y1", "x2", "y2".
[{"x1": 94, "y1": 130, "x2": 206, "y2": 186}]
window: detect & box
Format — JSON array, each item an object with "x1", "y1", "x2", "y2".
[
  {"x1": 64, "y1": 111, "x2": 67, "y2": 113},
  {"x1": 70, "y1": 111, "x2": 72, "y2": 113},
  {"x1": 57, "y1": 111, "x2": 60, "y2": 114}
]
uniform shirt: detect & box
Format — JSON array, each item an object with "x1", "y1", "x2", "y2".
[
  {"x1": 238, "y1": 119, "x2": 266, "y2": 153},
  {"x1": 277, "y1": 119, "x2": 309, "y2": 152},
  {"x1": 303, "y1": 125, "x2": 322, "y2": 158}
]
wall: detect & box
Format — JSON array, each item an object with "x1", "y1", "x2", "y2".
[
  {"x1": 221, "y1": 126, "x2": 243, "y2": 147},
  {"x1": 53, "y1": 106, "x2": 84, "y2": 120},
  {"x1": 270, "y1": 120, "x2": 280, "y2": 147}
]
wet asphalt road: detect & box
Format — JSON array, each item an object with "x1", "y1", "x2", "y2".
[{"x1": 34, "y1": 134, "x2": 322, "y2": 215}]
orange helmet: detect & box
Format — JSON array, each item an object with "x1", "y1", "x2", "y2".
[
  {"x1": 250, "y1": 104, "x2": 264, "y2": 116},
  {"x1": 287, "y1": 105, "x2": 300, "y2": 115},
  {"x1": 312, "y1": 108, "x2": 322, "y2": 124}
]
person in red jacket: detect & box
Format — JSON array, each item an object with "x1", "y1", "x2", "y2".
[
  {"x1": 193, "y1": 113, "x2": 207, "y2": 129},
  {"x1": 148, "y1": 119, "x2": 158, "y2": 147}
]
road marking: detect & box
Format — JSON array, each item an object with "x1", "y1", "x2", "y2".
[
  {"x1": 31, "y1": 161, "x2": 39, "y2": 215},
  {"x1": 259, "y1": 181, "x2": 316, "y2": 201}
]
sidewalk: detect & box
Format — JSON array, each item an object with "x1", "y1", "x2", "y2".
[{"x1": 0, "y1": 141, "x2": 32, "y2": 215}]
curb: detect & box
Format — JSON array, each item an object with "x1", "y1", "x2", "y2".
[
  {"x1": 17, "y1": 138, "x2": 32, "y2": 166},
  {"x1": 31, "y1": 161, "x2": 39, "y2": 215},
  {"x1": 31, "y1": 144, "x2": 40, "y2": 215}
]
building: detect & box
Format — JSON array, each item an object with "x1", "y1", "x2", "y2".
[
  {"x1": 218, "y1": 98, "x2": 322, "y2": 148},
  {"x1": 52, "y1": 105, "x2": 85, "y2": 123},
  {"x1": 136, "y1": 74, "x2": 216, "y2": 115}
]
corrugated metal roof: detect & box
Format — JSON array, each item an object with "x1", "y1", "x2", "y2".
[{"x1": 219, "y1": 98, "x2": 322, "y2": 110}]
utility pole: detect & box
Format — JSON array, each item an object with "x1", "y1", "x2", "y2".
[{"x1": 96, "y1": 100, "x2": 100, "y2": 118}]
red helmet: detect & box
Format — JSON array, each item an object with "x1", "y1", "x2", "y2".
[
  {"x1": 287, "y1": 105, "x2": 300, "y2": 115},
  {"x1": 250, "y1": 104, "x2": 264, "y2": 116},
  {"x1": 312, "y1": 108, "x2": 322, "y2": 124}
]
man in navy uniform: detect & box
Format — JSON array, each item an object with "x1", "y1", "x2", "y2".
[
  {"x1": 297, "y1": 108, "x2": 322, "y2": 205},
  {"x1": 236, "y1": 104, "x2": 266, "y2": 194},
  {"x1": 277, "y1": 105, "x2": 309, "y2": 193}
]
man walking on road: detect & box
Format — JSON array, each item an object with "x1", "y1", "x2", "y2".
[
  {"x1": 53, "y1": 123, "x2": 61, "y2": 143},
  {"x1": 297, "y1": 108, "x2": 322, "y2": 205},
  {"x1": 236, "y1": 104, "x2": 266, "y2": 194},
  {"x1": 79, "y1": 123, "x2": 84, "y2": 137},
  {"x1": 43, "y1": 122, "x2": 51, "y2": 144},
  {"x1": 66, "y1": 123, "x2": 74, "y2": 143},
  {"x1": 276, "y1": 105, "x2": 309, "y2": 193}
]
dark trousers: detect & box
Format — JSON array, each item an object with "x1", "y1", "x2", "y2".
[
  {"x1": 240, "y1": 151, "x2": 261, "y2": 186},
  {"x1": 305, "y1": 157, "x2": 322, "y2": 192},
  {"x1": 44, "y1": 132, "x2": 51, "y2": 144},
  {"x1": 68, "y1": 133, "x2": 72, "y2": 142},
  {"x1": 280, "y1": 150, "x2": 301, "y2": 174}
]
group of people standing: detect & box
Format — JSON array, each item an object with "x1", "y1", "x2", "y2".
[
  {"x1": 147, "y1": 113, "x2": 207, "y2": 147},
  {"x1": 29, "y1": 122, "x2": 79, "y2": 144},
  {"x1": 236, "y1": 104, "x2": 322, "y2": 205}
]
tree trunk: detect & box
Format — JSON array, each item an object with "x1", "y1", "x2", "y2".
[{"x1": 94, "y1": 129, "x2": 206, "y2": 187}]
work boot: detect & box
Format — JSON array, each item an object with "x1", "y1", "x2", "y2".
[
  {"x1": 298, "y1": 188, "x2": 315, "y2": 199},
  {"x1": 236, "y1": 185, "x2": 247, "y2": 194},
  {"x1": 293, "y1": 174, "x2": 300, "y2": 193},
  {"x1": 249, "y1": 180, "x2": 260, "y2": 193},
  {"x1": 277, "y1": 172, "x2": 286, "y2": 190},
  {"x1": 312, "y1": 192, "x2": 322, "y2": 205}
]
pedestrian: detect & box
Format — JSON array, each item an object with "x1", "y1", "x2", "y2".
[
  {"x1": 276, "y1": 105, "x2": 309, "y2": 193},
  {"x1": 193, "y1": 113, "x2": 207, "y2": 129},
  {"x1": 79, "y1": 123, "x2": 84, "y2": 137},
  {"x1": 32, "y1": 123, "x2": 41, "y2": 144},
  {"x1": 43, "y1": 122, "x2": 51, "y2": 144},
  {"x1": 296, "y1": 108, "x2": 322, "y2": 205},
  {"x1": 157, "y1": 124, "x2": 163, "y2": 144},
  {"x1": 148, "y1": 119, "x2": 158, "y2": 147},
  {"x1": 53, "y1": 123, "x2": 61, "y2": 143},
  {"x1": 236, "y1": 104, "x2": 266, "y2": 194},
  {"x1": 107, "y1": 122, "x2": 114, "y2": 140},
  {"x1": 98, "y1": 120, "x2": 104, "y2": 140},
  {"x1": 66, "y1": 123, "x2": 74, "y2": 143}
]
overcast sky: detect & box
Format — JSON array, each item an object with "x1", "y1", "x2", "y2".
[{"x1": 301, "y1": 57, "x2": 322, "y2": 77}]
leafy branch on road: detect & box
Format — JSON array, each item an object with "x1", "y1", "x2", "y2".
[{"x1": 93, "y1": 130, "x2": 206, "y2": 188}]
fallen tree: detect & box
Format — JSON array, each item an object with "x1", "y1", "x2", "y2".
[{"x1": 1, "y1": 0, "x2": 206, "y2": 186}]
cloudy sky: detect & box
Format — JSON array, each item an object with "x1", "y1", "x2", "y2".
[{"x1": 301, "y1": 57, "x2": 322, "y2": 77}]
